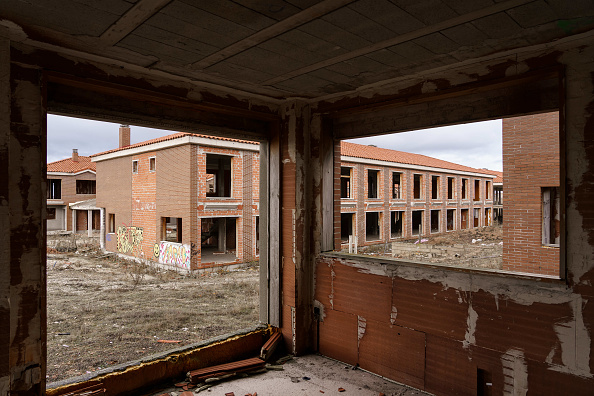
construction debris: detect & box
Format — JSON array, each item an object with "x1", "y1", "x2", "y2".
[
  {"x1": 260, "y1": 330, "x2": 282, "y2": 361},
  {"x1": 58, "y1": 383, "x2": 105, "y2": 396},
  {"x1": 188, "y1": 357, "x2": 266, "y2": 384}
]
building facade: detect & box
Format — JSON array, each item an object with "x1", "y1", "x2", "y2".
[
  {"x1": 340, "y1": 142, "x2": 496, "y2": 248},
  {"x1": 47, "y1": 149, "x2": 100, "y2": 233},
  {"x1": 93, "y1": 128, "x2": 260, "y2": 271}
]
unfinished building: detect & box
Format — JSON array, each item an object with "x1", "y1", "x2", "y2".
[
  {"x1": 92, "y1": 127, "x2": 260, "y2": 270},
  {"x1": 340, "y1": 141, "x2": 495, "y2": 247},
  {"x1": 2, "y1": 1, "x2": 594, "y2": 395}
]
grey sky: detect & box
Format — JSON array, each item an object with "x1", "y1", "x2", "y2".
[{"x1": 47, "y1": 114, "x2": 502, "y2": 172}]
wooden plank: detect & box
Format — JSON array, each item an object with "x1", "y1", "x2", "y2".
[
  {"x1": 100, "y1": 0, "x2": 172, "y2": 46},
  {"x1": 259, "y1": 140, "x2": 270, "y2": 324},
  {"x1": 192, "y1": 0, "x2": 357, "y2": 69},
  {"x1": 263, "y1": 0, "x2": 534, "y2": 85},
  {"x1": 269, "y1": 127, "x2": 281, "y2": 327}
]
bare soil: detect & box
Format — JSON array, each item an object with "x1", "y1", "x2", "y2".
[
  {"x1": 354, "y1": 225, "x2": 503, "y2": 270},
  {"x1": 46, "y1": 234, "x2": 259, "y2": 383}
]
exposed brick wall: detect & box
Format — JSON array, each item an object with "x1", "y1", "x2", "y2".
[
  {"x1": 340, "y1": 162, "x2": 493, "y2": 247},
  {"x1": 47, "y1": 171, "x2": 96, "y2": 231},
  {"x1": 502, "y1": 111, "x2": 560, "y2": 276}
]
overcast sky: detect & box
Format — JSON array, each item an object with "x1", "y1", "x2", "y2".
[{"x1": 47, "y1": 114, "x2": 502, "y2": 171}]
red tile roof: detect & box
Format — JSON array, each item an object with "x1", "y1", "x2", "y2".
[
  {"x1": 91, "y1": 132, "x2": 259, "y2": 157},
  {"x1": 485, "y1": 170, "x2": 503, "y2": 183},
  {"x1": 47, "y1": 156, "x2": 96, "y2": 173},
  {"x1": 341, "y1": 141, "x2": 493, "y2": 175}
]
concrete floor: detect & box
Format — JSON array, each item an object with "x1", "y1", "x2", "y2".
[
  {"x1": 148, "y1": 354, "x2": 431, "y2": 396},
  {"x1": 201, "y1": 247, "x2": 238, "y2": 264}
]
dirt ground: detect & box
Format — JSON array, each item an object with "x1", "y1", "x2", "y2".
[
  {"x1": 46, "y1": 234, "x2": 259, "y2": 383},
  {"x1": 354, "y1": 225, "x2": 503, "y2": 270}
]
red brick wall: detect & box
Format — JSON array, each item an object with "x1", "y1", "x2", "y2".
[
  {"x1": 340, "y1": 161, "x2": 493, "y2": 247},
  {"x1": 502, "y1": 111, "x2": 560, "y2": 276}
]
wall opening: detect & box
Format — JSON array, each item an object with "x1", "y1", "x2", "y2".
[
  {"x1": 542, "y1": 187, "x2": 560, "y2": 246},
  {"x1": 341, "y1": 212, "x2": 355, "y2": 242},
  {"x1": 390, "y1": 211, "x2": 403, "y2": 238},
  {"x1": 76, "y1": 179, "x2": 96, "y2": 194},
  {"x1": 474, "y1": 179, "x2": 480, "y2": 201},
  {"x1": 446, "y1": 209, "x2": 455, "y2": 231},
  {"x1": 431, "y1": 175, "x2": 440, "y2": 200},
  {"x1": 163, "y1": 216, "x2": 182, "y2": 242},
  {"x1": 473, "y1": 208, "x2": 480, "y2": 227},
  {"x1": 461, "y1": 208, "x2": 469, "y2": 229},
  {"x1": 47, "y1": 179, "x2": 62, "y2": 199},
  {"x1": 447, "y1": 177, "x2": 455, "y2": 200},
  {"x1": 365, "y1": 212, "x2": 381, "y2": 241},
  {"x1": 206, "y1": 154, "x2": 232, "y2": 198},
  {"x1": 430, "y1": 210, "x2": 440, "y2": 233},
  {"x1": 341, "y1": 167, "x2": 352, "y2": 198},
  {"x1": 412, "y1": 210, "x2": 423, "y2": 236},
  {"x1": 461, "y1": 178, "x2": 468, "y2": 199},
  {"x1": 413, "y1": 174, "x2": 422, "y2": 199},
  {"x1": 368, "y1": 169, "x2": 379, "y2": 198},
  {"x1": 392, "y1": 172, "x2": 402, "y2": 199}
]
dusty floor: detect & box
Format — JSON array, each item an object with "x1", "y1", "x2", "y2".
[
  {"x1": 46, "y1": 234, "x2": 259, "y2": 383},
  {"x1": 352, "y1": 225, "x2": 503, "y2": 270},
  {"x1": 147, "y1": 354, "x2": 431, "y2": 396}
]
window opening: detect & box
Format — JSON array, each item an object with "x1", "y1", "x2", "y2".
[
  {"x1": 341, "y1": 167, "x2": 352, "y2": 198},
  {"x1": 368, "y1": 169, "x2": 379, "y2": 199},
  {"x1": 206, "y1": 154, "x2": 232, "y2": 197},
  {"x1": 412, "y1": 210, "x2": 423, "y2": 236},
  {"x1": 76, "y1": 179, "x2": 96, "y2": 194},
  {"x1": 473, "y1": 208, "x2": 480, "y2": 227},
  {"x1": 486, "y1": 181, "x2": 491, "y2": 200},
  {"x1": 461, "y1": 178, "x2": 468, "y2": 199},
  {"x1": 413, "y1": 174, "x2": 422, "y2": 199},
  {"x1": 392, "y1": 172, "x2": 402, "y2": 199},
  {"x1": 430, "y1": 210, "x2": 440, "y2": 233},
  {"x1": 431, "y1": 176, "x2": 440, "y2": 199},
  {"x1": 132, "y1": 159, "x2": 138, "y2": 173},
  {"x1": 108, "y1": 213, "x2": 115, "y2": 233},
  {"x1": 47, "y1": 207, "x2": 56, "y2": 220},
  {"x1": 474, "y1": 179, "x2": 480, "y2": 201},
  {"x1": 47, "y1": 179, "x2": 62, "y2": 199},
  {"x1": 149, "y1": 156, "x2": 156, "y2": 172},
  {"x1": 163, "y1": 217, "x2": 182, "y2": 242},
  {"x1": 341, "y1": 212, "x2": 355, "y2": 242},
  {"x1": 485, "y1": 208, "x2": 492, "y2": 227},
  {"x1": 390, "y1": 211, "x2": 403, "y2": 238},
  {"x1": 446, "y1": 209, "x2": 455, "y2": 231},
  {"x1": 365, "y1": 212, "x2": 381, "y2": 241},
  {"x1": 201, "y1": 217, "x2": 238, "y2": 264},
  {"x1": 447, "y1": 177, "x2": 455, "y2": 200}
]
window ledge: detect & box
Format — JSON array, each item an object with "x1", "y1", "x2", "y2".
[{"x1": 320, "y1": 251, "x2": 565, "y2": 284}]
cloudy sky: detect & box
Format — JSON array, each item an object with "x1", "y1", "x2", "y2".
[{"x1": 48, "y1": 114, "x2": 502, "y2": 171}]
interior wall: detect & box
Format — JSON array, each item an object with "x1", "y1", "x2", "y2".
[{"x1": 313, "y1": 41, "x2": 594, "y2": 395}]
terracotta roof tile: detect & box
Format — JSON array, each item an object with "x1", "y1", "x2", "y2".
[
  {"x1": 341, "y1": 141, "x2": 493, "y2": 175},
  {"x1": 47, "y1": 156, "x2": 96, "y2": 173},
  {"x1": 485, "y1": 170, "x2": 503, "y2": 183},
  {"x1": 91, "y1": 132, "x2": 258, "y2": 157}
]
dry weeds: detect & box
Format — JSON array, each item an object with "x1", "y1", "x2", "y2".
[{"x1": 46, "y1": 235, "x2": 259, "y2": 383}]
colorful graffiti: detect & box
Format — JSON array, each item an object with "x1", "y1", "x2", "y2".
[
  {"x1": 157, "y1": 241, "x2": 191, "y2": 268},
  {"x1": 116, "y1": 225, "x2": 144, "y2": 254}
]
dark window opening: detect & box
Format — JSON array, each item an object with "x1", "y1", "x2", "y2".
[
  {"x1": 47, "y1": 207, "x2": 56, "y2": 220},
  {"x1": 368, "y1": 169, "x2": 379, "y2": 199},
  {"x1": 365, "y1": 212, "x2": 380, "y2": 241},
  {"x1": 149, "y1": 157, "x2": 156, "y2": 172},
  {"x1": 132, "y1": 160, "x2": 138, "y2": 173},
  {"x1": 461, "y1": 209, "x2": 469, "y2": 229},
  {"x1": 390, "y1": 211, "x2": 403, "y2": 238},
  {"x1": 206, "y1": 154, "x2": 232, "y2": 197},
  {"x1": 341, "y1": 167, "x2": 352, "y2": 198},
  {"x1": 474, "y1": 179, "x2": 481, "y2": 201},
  {"x1": 47, "y1": 179, "x2": 61, "y2": 199},
  {"x1": 485, "y1": 208, "x2": 491, "y2": 227},
  {"x1": 108, "y1": 213, "x2": 115, "y2": 233},
  {"x1": 447, "y1": 209, "x2": 455, "y2": 231},
  {"x1": 542, "y1": 187, "x2": 560, "y2": 246},
  {"x1": 461, "y1": 179, "x2": 468, "y2": 199},
  {"x1": 76, "y1": 179, "x2": 96, "y2": 194},
  {"x1": 431, "y1": 176, "x2": 440, "y2": 199},
  {"x1": 341, "y1": 213, "x2": 354, "y2": 242},
  {"x1": 473, "y1": 208, "x2": 480, "y2": 227},
  {"x1": 413, "y1": 174, "x2": 422, "y2": 199},
  {"x1": 392, "y1": 172, "x2": 402, "y2": 199},
  {"x1": 412, "y1": 210, "x2": 423, "y2": 236},
  {"x1": 447, "y1": 177, "x2": 455, "y2": 200},
  {"x1": 431, "y1": 210, "x2": 440, "y2": 233},
  {"x1": 201, "y1": 217, "x2": 237, "y2": 263},
  {"x1": 255, "y1": 216, "x2": 260, "y2": 256},
  {"x1": 163, "y1": 217, "x2": 182, "y2": 242},
  {"x1": 486, "y1": 181, "x2": 491, "y2": 200}
]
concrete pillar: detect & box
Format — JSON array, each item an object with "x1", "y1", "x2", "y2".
[
  {"x1": 218, "y1": 218, "x2": 226, "y2": 252},
  {"x1": 87, "y1": 209, "x2": 92, "y2": 237},
  {"x1": 72, "y1": 209, "x2": 77, "y2": 233}
]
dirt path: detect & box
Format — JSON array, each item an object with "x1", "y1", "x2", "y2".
[{"x1": 47, "y1": 239, "x2": 259, "y2": 383}]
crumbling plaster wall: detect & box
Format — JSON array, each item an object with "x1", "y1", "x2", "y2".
[{"x1": 313, "y1": 38, "x2": 594, "y2": 395}]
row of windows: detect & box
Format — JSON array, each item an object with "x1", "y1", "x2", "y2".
[
  {"x1": 132, "y1": 157, "x2": 156, "y2": 174},
  {"x1": 341, "y1": 208, "x2": 493, "y2": 242},
  {"x1": 47, "y1": 179, "x2": 96, "y2": 199},
  {"x1": 341, "y1": 167, "x2": 492, "y2": 201}
]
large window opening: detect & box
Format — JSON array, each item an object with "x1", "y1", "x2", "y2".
[
  {"x1": 413, "y1": 174, "x2": 422, "y2": 199},
  {"x1": 341, "y1": 167, "x2": 352, "y2": 198},
  {"x1": 474, "y1": 179, "x2": 481, "y2": 201},
  {"x1": 431, "y1": 176, "x2": 440, "y2": 200},
  {"x1": 365, "y1": 212, "x2": 381, "y2": 241},
  {"x1": 341, "y1": 212, "x2": 355, "y2": 242},
  {"x1": 206, "y1": 154, "x2": 232, "y2": 197},
  {"x1": 46, "y1": 115, "x2": 262, "y2": 384},
  {"x1": 430, "y1": 210, "x2": 440, "y2": 233},
  {"x1": 390, "y1": 211, "x2": 403, "y2": 238},
  {"x1": 368, "y1": 169, "x2": 379, "y2": 199},
  {"x1": 461, "y1": 178, "x2": 468, "y2": 199},
  {"x1": 447, "y1": 177, "x2": 455, "y2": 200},
  {"x1": 446, "y1": 209, "x2": 455, "y2": 231},
  {"x1": 412, "y1": 210, "x2": 423, "y2": 236},
  {"x1": 392, "y1": 172, "x2": 402, "y2": 199}
]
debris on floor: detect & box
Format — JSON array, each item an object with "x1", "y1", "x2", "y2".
[
  {"x1": 57, "y1": 383, "x2": 106, "y2": 396},
  {"x1": 260, "y1": 329, "x2": 282, "y2": 361}
]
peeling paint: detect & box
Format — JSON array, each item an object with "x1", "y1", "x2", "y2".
[
  {"x1": 501, "y1": 349, "x2": 528, "y2": 396},
  {"x1": 357, "y1": 316, "x2": 366, "y2": 348},
  {"x1": 390, "y1": 306, "x2": 397, "y2": 325},
  {"x1": 329, "y1": 263, "x2": 335, "y2": 310},
  {"x1": 462, "y1": 303, "x2": 477, "y2": 349}
]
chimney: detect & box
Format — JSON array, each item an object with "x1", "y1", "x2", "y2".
[
  {"x1": 72, "y1": 149, "x2": 79, "y2": 162},
  {"x1": 119, "y1": 124, "x2": 131, "y2": 148}
]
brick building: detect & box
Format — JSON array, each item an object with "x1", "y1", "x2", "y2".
[
  {"x1": 502, "y1": 111, "x2": 559, "y2": 276},
  {"x1": 47, "y1": 149, "x2": 100, "y2": 233},
  {"x1": 92, "y1": 127, "x2": 260, "y2": 271},
  {"x1": 340, "y1": 142, "x2": 496, "y2": 248}
]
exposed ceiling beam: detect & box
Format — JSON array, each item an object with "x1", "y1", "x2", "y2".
[
  {"x1": 262, "y1": 0, "x2": 535, "y2": 86},
  {"x1": 191, "y1": 0, "x2": 356, "y2": 70},
  {"x1": 99, "y1": 0, "x2": 172, "y2": 46}
]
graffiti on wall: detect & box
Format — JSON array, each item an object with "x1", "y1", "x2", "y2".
[
  {"x1": 117, "y1": 225, "x2": 144, "y2": 254},
  {"x1": 155, "y1": 241, "x2": 191, "y2": 268}
]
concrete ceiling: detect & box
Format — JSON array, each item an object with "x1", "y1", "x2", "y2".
[{"x1": 1, "y1": 0, "x2": 593, "y2": 100}]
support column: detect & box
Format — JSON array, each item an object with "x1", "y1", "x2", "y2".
[
  {"x1": 72, "y1": 210, "x2": 77, "y2": 233},
  {"x1": 218, "y1": 218, "x2": 226, "y2": 252},
  {"x1": 87, "y1": 209, "x2": 92, "y2": 237}
]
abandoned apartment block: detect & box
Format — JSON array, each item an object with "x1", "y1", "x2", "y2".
[
  {"x1": 340, "y1": 142, "x2": 495, "y2": 247},
  {"x1": 92, "y1": 127, "x2": 260, "y2": 270}
]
